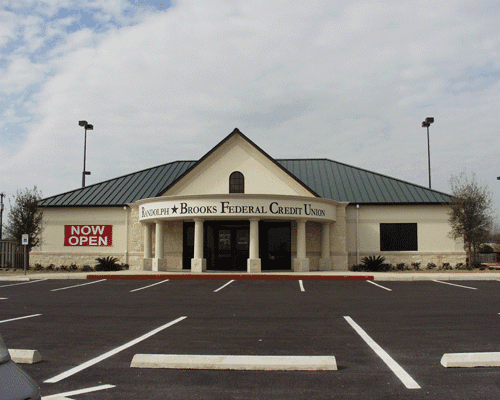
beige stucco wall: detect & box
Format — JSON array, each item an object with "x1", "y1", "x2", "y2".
[
  {"x1": 165, "y1": 135, "x2": 315, "y2": 197},
  {"x1": 31, "y1": 202, "x2": 462, "y2": 272},
  {"x1": 30, "y1": 206, "x2": 133, "y2": 268},
  {"x1": 346, "y1": 204, "x2": 465, "y2": 267}
]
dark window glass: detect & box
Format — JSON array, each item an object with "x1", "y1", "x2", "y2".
[
  {"x1": 229, "y1": 171, "x2": 244, "y2": 193},
  {"x1": 380, "y1": 223, "x2": 418, "y2": 251}
]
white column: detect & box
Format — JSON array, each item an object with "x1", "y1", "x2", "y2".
[
  {"x1": 191, "y1": 218, "x2": 206, "y2": 272},
  {"x1": 152, "y1": 221, "x2": 164, "y2": 271},
  {"x1": 294, "y1": 219, "x2": 309, "y2": 272},
  {"x1": 155, "y1": 221, "x2": 164, "y2": 259},
  {"x1": 247, "y1": 219, "x2": 261, "y2": 273},
  {"x1": 142, "y1": 223, "x2": 154, "y2": 271},
  {"x1": 319, "y1": 222, "x2": 333, "y2": 271}
]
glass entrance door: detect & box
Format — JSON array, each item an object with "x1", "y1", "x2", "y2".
[
  {"x1": 214, "y1": 224, "x2": 249, "y2": 271},
  {"x1": 198, "y1": 221, "x2": 247, "y2": 271},
  {"x1": 260, "y1": 221, "x2": 291, "y2": 270}
]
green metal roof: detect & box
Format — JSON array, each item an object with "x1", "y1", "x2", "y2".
[
  {"x1": 39, "y1": 158, "x2": 452, "y2": 207},
  {"x1": 278, "y1": 159, "x2": 452, "y2": 204},
  {"x1": 39, "y1": 160, "x2": 196, "y2": 207}
]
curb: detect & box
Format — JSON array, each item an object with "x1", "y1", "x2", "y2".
[{"x1": 88, "y1": 274, "x2": 373, "y2": 281}]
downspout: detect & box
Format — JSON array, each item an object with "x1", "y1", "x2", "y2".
[
  {"x1": 124, "y1": 206, "x2": 129, "y2": 265},
  {"x1": 356, "y1": 204, "x2": 360, "y2": 265}
]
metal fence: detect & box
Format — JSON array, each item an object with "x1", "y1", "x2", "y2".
[
  {"x1": 0, "y1": 240, "x2": 23, "y2": 268},
  {"x1": 470, "y1": 253, "x2": 498, "y2": 264}
]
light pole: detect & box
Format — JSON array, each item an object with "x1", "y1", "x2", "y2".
[
  {"x1": 421, "y1": 117, "x2": 434, "y2": 189},
  {"x1": 79, "y1": 120, "x2": 94, "y2": 187},
  {"x1": 0, "y1": 192, "x2": 4, "y2": 240}
]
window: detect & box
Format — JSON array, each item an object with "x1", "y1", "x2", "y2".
[
  {"x1": 229, "y1": 171, "x2": 244, "y2": 193},
  {"x1": 380, "y1": 223, "x2": 418, "y2": 251}
]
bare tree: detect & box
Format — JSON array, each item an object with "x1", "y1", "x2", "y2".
[
  {"x1": 4, "y1": 187, "x2": 43, "y2": 261},
  {"x1": 448, "y1": 172, "x2": 493, "y2": 266}
]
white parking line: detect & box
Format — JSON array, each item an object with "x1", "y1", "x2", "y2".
[
  {"x1": 42, "y1": 384, "x2": 116, "y2": 399},
  {"x1": 0, "y1": 279, "x2": 46, "y2": 288},
  {"x1": 367, "y1": 281, "x2": 392, "y2": 291},
  {"x1": 130, "y1": 280, "x2": 169, "y2": 292},
  {"x1": 432, "y1": 280, "x2": 477, "y2": 290},
  {"x1": 344, "y1": 316, "x2": 421, "y2": 389},
  {"x1": 299, "y1": 280, "x2": 305, "y2": 292},
  {"x1": 44, "y1": 316, "x2": 187, "y2": 383},
  {"x1": 51, "y1": 279, "x2": 106, "y2": 292},
  {"x1": 0, "y1": 313, "x2": 42, "y2": 324},
  {"x1": 0, "y1": 298, "x2": 7, "y2": 300},
  {"x1": 214, "y1": 280, "x2": 235, "y2": 293}
]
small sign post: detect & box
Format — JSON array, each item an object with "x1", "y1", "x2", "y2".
[{"x1": 22, "y1": 234, "x2": 29, "y2": 276}]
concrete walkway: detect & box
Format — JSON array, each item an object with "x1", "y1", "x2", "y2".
[{"x1": 1, "y1": 270, "x2": 500, "y2": 281}]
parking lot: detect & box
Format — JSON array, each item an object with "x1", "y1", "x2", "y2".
[{"x1": 1, "y1": 277, "x2": 500, "y2": 399}]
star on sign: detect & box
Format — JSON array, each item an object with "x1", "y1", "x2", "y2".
[{"x1": 171, "y1": 205, "x2": 178, "y2": 214}]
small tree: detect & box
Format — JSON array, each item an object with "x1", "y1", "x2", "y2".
[
  {"x1": 448, "y1": 172, "x2": 492, "y2": 266},
  {"x1": 4, "y1": 187, "x2": 43, "y2": 264}
]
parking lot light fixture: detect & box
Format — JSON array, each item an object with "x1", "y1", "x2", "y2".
[
  {"x1": 421, "y1": 117, "x2": 434, "y2": 189},
  {"x1": 79, "y1": 120, "x2": 94, "y2": 187}
]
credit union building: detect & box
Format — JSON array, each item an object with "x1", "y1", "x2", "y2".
[{"x1": 33, "y1": 129, "x2": 465, "y2": 272}]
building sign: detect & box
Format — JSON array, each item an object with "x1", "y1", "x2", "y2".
[
  {"x1": 138, "y1": 196, "x2": 336, "y2": 222},
  {"x1": 64, "y1": 225, "x2": 113, "y2": 246}
]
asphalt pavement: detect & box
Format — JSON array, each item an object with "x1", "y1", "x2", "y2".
[{"x1": 1, "y1": 277, "x2": 499, "y2": 399}]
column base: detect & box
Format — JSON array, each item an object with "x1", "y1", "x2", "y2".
[
  {"x1": 153, "y1": 259, "x2": 169, "y2": 271},
  {"x1": 191, "y1": 258, "x2": 207, "y2": 273},
  {"x1": 293, "y1": 258, "x2": 310, "y2": 272},
  {"x1": 247, "y1": 258, "x2": 261, "y2": 273},
  {"x1": 143, "y1": 258, "x2": 153, "y2": 271},
  {"x1": 319, "y1": 258, "x2": 333, "y2": 271}
]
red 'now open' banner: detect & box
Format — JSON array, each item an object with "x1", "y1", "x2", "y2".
[{"x1": 64, "y1": 225, "x2": 113, "y2": 246}]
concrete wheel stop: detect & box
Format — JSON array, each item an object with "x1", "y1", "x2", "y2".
[
  {"x1": 131, "y1": 354, "x2": 338, "y2": 370},
  {"x1": 8, "y1": 349, "x2": 43, "y2": 364},
  {"x1": 441, "y1": 352, "x2": 500, "y2": 368}
]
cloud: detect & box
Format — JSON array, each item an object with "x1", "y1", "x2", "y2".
[{"x1": 0, "y1": 0, "x2": 499, "y2": 221}]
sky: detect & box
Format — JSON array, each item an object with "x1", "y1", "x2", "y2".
[{"x1": 1, "y1": 0, "x2": 499, "y2": 227}]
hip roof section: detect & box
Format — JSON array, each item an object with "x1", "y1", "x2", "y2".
[{"x1": 39, "y1": 158, "x2": 452, "y2": 207}]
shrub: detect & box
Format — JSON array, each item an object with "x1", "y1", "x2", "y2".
[
  {"x1": 69, "y1": 263, "x2": 79, "y2": 271},
  {"x1": 81, "y1": 265, "x2": 94, "y2": 272},
  {"x1": 46, "y1": 264, "x2": 55, "y2": 271},
  {"x1": 120, "y1": 263, "x2": 130, "y2": 270},
  {"x1": 360, "y1": 256, "x2": 392, "y2": 272},
  {"x1": 33, "y1": 263, "x2": 44, "y2": 271},
  {"x1": 440, "y1": 263, "x2": 452, "y2": 270},
  {"x1": 60, "y1": 265, "x2": 69, "y2": 271},
  {"x1": 95, "y1": 256, "x2": 121, "y2": 271},
  {"x1": 396, "y1": 263, "x2": 407, "y2": 271},
  {"x1": 426, "y1": 262, "x2": 437, "y2": 270},
  {"x1": 472, "y1": 262, "x2": 486, "y2": 270},
  {"x1": 411, "y1": 262, "x2": 420, "y2": 271},
  {"x1": 349, "y1": 264, "x2": 366, "y2": 272}
]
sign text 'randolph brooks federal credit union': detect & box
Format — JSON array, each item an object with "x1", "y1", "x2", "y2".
[{"x1": 139, "y1": 198, "x2": 336, "y2": 222}]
